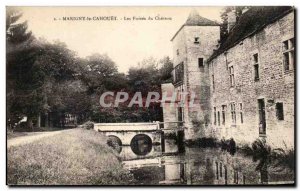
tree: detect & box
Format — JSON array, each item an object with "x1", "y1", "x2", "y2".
[
  {"x1": 220, "y1": 6, "x2": 246, "y2": 43},
  {"x1": 6, "y1": 7, "x2": 32, "y2": 44},
  {"x1": 118, "y1": 56, "x2": 173, "y2": 123},
  {"x1": 7, "y1": 18, "x2": 82, "y2": 130},
  {"x1": 82, "y1": 53, "x2": 120, "y2": 94},
  {"x1": 6, "y1": 7, "x2": 38, "y2": 130},
  {"x1": 158, "y1": 56, "x2": 173, "y2": 83}
]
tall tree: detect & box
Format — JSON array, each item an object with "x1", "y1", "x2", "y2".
[
  {"x1": 220, "y1": 6, "x2": 246, "y2": 43},
  {"x1": 6, "y1": 7, "x2": 32, "y2": 44},
  {"x1": 82, "y1": 53, "x2": 119, "y2": 94},
  {"x1": 6, "y1": 7, "x2": 37, "y2": 130}
]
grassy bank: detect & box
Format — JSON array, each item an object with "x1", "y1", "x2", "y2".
[{"x1": 7, "y1": 128, "x2": 134, "y2": 185}]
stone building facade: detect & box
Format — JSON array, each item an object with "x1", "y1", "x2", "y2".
[
  {"x1": 162, "y1": 7, "x2": 295, "y2": 149},
  {"x1": 164, "y1": 10, "x2": 220, "y2": 140}
]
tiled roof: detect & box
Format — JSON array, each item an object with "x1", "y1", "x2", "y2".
[
  {"x1": 185, "y1": 9, "x2": 220, "y2": 26},
  {"x1": 171, "y1": 10, "x2": 220, "y2": 41}
]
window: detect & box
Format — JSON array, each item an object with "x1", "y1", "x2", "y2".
[
  {"x1": 214, "y1": 107, "x2": 216, "y2": 125},
  {"x1": 194, "y1": 37, "x2": 200, "y2": 44},
  {"x1": 176, "y1": 49, "x2": 179, "y2": 55},
  {"x1": 174, "y1": 63, "x2": 184, "y2": 84},
  {"x1": 230, "y1": 103, "x2": 236, "y2": 124},
  {"x1": 276, "y1": 102, "x2": 284, "y2": 120},
  {"x1": 253, "y1": 53, "x2": 259, "y2": 81},
  {"x1": 283, "y1": 38, "x2": 294, "y2": 71},
  {"x1": 253, "y1": 53, "x2": 259, "y2": 63},
  {"x1": 222, "y1": 105, "x2": 226, "y2": 125},
  {"x1": 217, "y1": 111, "x2": 220, "y2": 126},
  {"x1": 239, "y1": 103, "x2": 243, "y2": 124},
  {"x1": 229, "y1": 66, "x2": 235, "y2": 87},
  {"x1": 212, "y1": 75, "x2": 215, "y2": 91},
  {"x1": 198, "y1": 58, "x2": 204, "y2": 68}
]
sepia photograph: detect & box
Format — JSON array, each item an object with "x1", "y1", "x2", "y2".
[{"x1": 6, "y1": 6, "x2": 295, "y2": 186}]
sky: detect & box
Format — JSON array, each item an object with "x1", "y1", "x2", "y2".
[{"x1": 18, "y1": 7, "x2": 223, "y2": 73}]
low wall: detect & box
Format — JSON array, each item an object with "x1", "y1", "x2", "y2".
[{"x1": 94, "y1": 122, "x2": 159, "y2": 132}]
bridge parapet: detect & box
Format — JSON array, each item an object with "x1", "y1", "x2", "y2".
[{"x1": 94, "y1": 122, "x2": 159, "y2": 132}]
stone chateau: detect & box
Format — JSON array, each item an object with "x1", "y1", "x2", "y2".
[{"x1": 162, "y1": 6, "x2": 295, "y2": 149}]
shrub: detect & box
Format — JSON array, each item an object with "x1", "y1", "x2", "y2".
[
  {"x1": 81, "y1": 121, "x2": 94, "y2": 130},
  {"x1": 185, "y1": 137, "x2": 218, "y2": 148},
  {"x1": 220, "y1": 138, "x2": 236, "y2": 155},
  {"x1": 241, "y1": 139, "x2": 295, "y2": 173},
  {"x1": 272, "y1": 147, "x2": 295, "y2": 171}
]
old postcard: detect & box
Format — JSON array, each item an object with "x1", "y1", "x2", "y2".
[{"x1": 6, "y1": 6, "x2": 295, "y2": 186}]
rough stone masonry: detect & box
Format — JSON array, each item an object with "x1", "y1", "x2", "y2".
[{"x1": 162, "y1": 7, "x2": 295, "y2": 149}]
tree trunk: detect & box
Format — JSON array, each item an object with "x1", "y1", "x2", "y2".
[
  {"x1": 36, "y1": 113, "x2": 41, "y2": 128},
  {"x1": 27, "y1": 117, "x2": 34, "y2": 132}
]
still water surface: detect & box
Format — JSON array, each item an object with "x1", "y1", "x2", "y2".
[{"x1": 114, "y1": 137, "x2": 294, "y2": 185}]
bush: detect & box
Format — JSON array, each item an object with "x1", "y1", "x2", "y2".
[
  {"x1": 220, "y1": 138, "x2": 236, "y2": 155},
  {"x1": 272, "y1": 147, "x2": 295, "y2": 171},
  {"x1": 81, "y1": 121, "x2": 94, "y2": 130},
  {"x1": 185, "y1": 137, "x2": 218, "y2": 148},
  {"x1": 240, "y1": 139, "x2": 295, "y2": 173}
]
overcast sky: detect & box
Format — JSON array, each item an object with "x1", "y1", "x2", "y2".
[{"x1": 19, "y1": 7, "x2": 223, "y2": 73}]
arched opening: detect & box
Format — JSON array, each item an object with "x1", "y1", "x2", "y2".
[
  {"x1": 107, "y1": 135, "x2": 122, "y2": 153},
  {"x1": 130, "y1": 134, "x2": 152, "y2": 155}
]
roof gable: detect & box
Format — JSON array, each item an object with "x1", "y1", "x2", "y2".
[
  {"x1": 171, "y1": 10, "x2": 220, "y2": 41},
  {"x1": 185, "y1": 9, "x2": 220, "y2": 26}
]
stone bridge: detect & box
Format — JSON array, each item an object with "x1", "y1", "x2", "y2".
[{"x1": 94, "y1": 122, "x2": 162, "y2": 146}]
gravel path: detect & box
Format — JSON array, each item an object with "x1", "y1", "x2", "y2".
[{"x1": 7, "y1": 129, "x2": 73, "y2": 148}]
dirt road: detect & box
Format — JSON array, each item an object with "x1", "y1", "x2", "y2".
[{"x1": 7, "y1": 129, "x2": 73, "y2": 148}]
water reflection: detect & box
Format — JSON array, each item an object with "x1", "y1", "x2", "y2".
[
  {"x1": 108, "y1": 133, "x2": 294, "y2": 185},
  {"x1": 130, "y1": 134, "x2": 152, "y2": 155},
  {"x1": 107, "y1": 135, "x2": 122, "y2": 153}
]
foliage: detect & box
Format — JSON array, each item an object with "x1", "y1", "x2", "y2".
[
  {"x1": 219, "y1": 6, "x2": 246, "y2": 43},
  {"x1": 6, "y1": 8, "x2": 174, "y2": 129},
  {"x1": 241, "y1": 139, "x2": 295, "y2": 172},
  {"x1": 6, "y1": 8, "x2": 91, "y2": 129},
  {"x1": 243, "y1": 139, "x2": 272, "y2": 171},
  {"x1": 6, "y1": 7, "x2": 32, "y2": 44},
  {"x1": 82, "y1": 53, "x2": 121, "y2": 94},
  {"x1": 81, "y1": 121, "x2": 95, "y2": 130},
  {"x1": 185, "y1": 137, "x2": 218, "y2": 148},
  {"x1": 272, "y1": 147, "x2": 295, "y2": 171},
  {"x1": 6, "y1": 8, "x2": 39, "y2": 130}
]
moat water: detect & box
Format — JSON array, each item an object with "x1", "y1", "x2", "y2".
[{"x1": 113, "y1": 137, "x2": 294, "y2": 185}]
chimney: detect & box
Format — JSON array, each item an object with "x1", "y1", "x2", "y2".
[{"x1": 227, "y1": 10, "x2": 236, "y2": 32}]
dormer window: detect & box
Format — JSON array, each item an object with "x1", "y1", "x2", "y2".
[{"x1": 194, "y1": 37, "x2": 200, "y2": 44}]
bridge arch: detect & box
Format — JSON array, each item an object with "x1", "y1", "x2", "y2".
[
  {"x1": 130, "y1": 134, "x2": 153, "y2": 155},
  {"x1": 107, "y1": 135, "x2": 122, "y2": 153},
  {"x1": 100, "y1": 131, "x2": 160, "y2": 146}
]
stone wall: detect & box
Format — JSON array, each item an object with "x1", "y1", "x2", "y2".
[
  {"x1": 171, "y1": 25, "x2": 220, "y2": 140},
  {"x1": 161, "y1": 83, "x2": 177, "y2": 129},
  {"x1": 209, "y1": 12, "x2": 294, "y2": 149}
]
